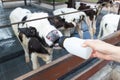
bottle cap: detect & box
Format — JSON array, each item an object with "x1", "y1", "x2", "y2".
[{"x1": 58, "y1": 36, "x2": 70, "y2": 48}]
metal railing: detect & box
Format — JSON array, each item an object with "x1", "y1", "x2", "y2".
[{"x1": 0, "y1": 8, "x2": 96, "y2": 29}]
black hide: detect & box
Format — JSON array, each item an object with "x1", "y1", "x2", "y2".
[
  {"x1": 18, "y1": 27, "x2": 49, "y2": 47},
  {"x1": 48, "y1": 16, "x2": 65, "y2": 28},
  {"x1": 78, "y1": 3, "x2": 97, "y2": 21},
  {"x1": 28, "y1": 38, "x2": 49, "y2": 54},
  {"x1": 117, "y1": 19, "x2": 120, "y2": 30},
  {"x1": 97, "y1": 0, "x2": 113, "y2": 4},
  {"x1": 18, "y1": 27, "x2": 38, "y2": 37},
  {"x1": 48, "y1": 16, "x2": 74, "y2": 29}
]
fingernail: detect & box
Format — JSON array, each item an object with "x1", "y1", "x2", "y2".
[{"x1": 82, "y1": 43, "x2": 86, "y2": 47}]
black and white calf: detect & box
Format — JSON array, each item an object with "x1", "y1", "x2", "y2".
[
  {"x1": 77, "y1": 2, "x2": 98, "y2": 38},
  {"x1": 52, "y1": 7, "x2": 87, "y2": 38},
  {"x1": 9, "y1": 7, "x2": 63, "y2": 70},
  {"x1": 98, "y1": 13, "x2": 120, "y2": 38},
  {"x1": 97, "y1": 0, "x2": 120, "y2": 14}
]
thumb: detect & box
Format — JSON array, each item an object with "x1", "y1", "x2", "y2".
[
  {"x1": 82, "y1": 40, "x2": 92, "y2": 47},
  {"x1": 82, "y1": 42, "x2": 88, "y2": 47}
]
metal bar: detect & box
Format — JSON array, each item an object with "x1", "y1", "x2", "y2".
[
  {"x1": 53, "y1": 0, "x2": 55, "y2": 10},
  {"x1": 24, "y1": 0, "x2": 27, "y2": 5},
  {"x1": 0, "y1": 8, "x2": 96, "y2": 29}
]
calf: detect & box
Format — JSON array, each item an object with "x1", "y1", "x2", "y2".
[
  {"x1": 78, "y1": 2, "x2": 98, "y2": 39},
  {"x1": 52, "y1": 8, "x2": 87, "y2": 38},
  {"x1": 96, "y1": 0, "x2": 119, "y2": 14},
  {"x1": 10, "y1": 7, "x2": 32, "y2": 63},
  {"x1": 10, "y1": 7, "x2": 63, "y2": 69},
  {"x1": 98, "y1": 13, "x2": 120, "y2": 38}
]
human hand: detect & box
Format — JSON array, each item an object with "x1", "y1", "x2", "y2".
[{"x1": 82, "y1": 39, "x2": 119, "y2": 61}]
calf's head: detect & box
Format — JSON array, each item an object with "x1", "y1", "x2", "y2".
[
  {"x1": 48, "y1": 16, "x2": 74, "y2": 29},
  {"x1": 24, "y1": 12, "x2": 63, "y2": 47}
]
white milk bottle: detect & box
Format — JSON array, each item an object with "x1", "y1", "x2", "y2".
[{"x1": 59, "y1": 36, "x2": 93, "y2": 59}]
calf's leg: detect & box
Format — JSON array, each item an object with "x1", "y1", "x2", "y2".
[{"x1": 31, "y1": 53, "x2": 40, "y2": 70}]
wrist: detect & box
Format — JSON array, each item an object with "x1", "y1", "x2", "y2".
[{"x1": 111, "y1": 46, "x2": 120, "y2": 62}]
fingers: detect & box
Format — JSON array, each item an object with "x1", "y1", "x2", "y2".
[
  {"x1": 82, "y1": 39, "x2": 99, "y2": 46},
  {"x1": 91, "y1": 51, "x2": 112, "y2": 61},
  {"x1": 82, "y1": 39, "x2": 98, "y2": 51},
  {"x1": 82, "y1": 39, "x2": 114, "y2": 61},
  {"x1": 82, "y1": 39, "x2": 94, "y2": 47}
]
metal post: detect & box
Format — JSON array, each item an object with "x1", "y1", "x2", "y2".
[
  {"x1": 53, "y1": 0, "x2": 55, "y2": 10},
  {"x1": 24, "y1": 0, "x2": 27, "y2": 6},
  {"x1": 65, "y1": 0, "x2": 75, "y2": 8}
]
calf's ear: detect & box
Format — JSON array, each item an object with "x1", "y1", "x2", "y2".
[
  {"x1": 20, "y1": 28, "x2": 30, "y2": 36},
  {"x1": 18, "y1": 28, "x2": 34, "y2": 37},
  {"x1": 18, "y1": 28, "x2": 28, "y2": 35},
  {"x1": 48, "y1": 17, "x2": 55, "y2": 25},
  {"x1": 48, "y1": 17, "x2": 52, "y2": 21}
]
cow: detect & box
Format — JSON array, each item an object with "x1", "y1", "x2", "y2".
[
  {"x1": 96, "y1": 0, "x2": 120, "y2": 14},
  {"x1": 77, "y1": 2, "x2": 98, "y2": 39},
  {"x1": 9, "y1": 7, "x2": 63, "y2": 70},
  {"x1": 52, "y1": 7, "x2": 88, "y2": 38},
  {"x1": 98, "y1": 13, "x2": 120, "y2": 38}
]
